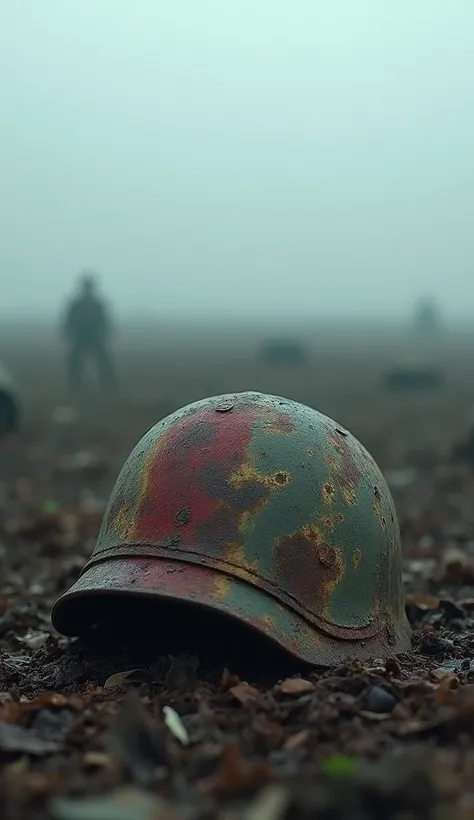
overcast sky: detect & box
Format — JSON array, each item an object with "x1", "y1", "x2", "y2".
[{"x1": 1, "y1": 1, "x2": 473, "y2": 320}]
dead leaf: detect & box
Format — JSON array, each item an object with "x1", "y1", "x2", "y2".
[
  {"x1": 434, "y1": 679, "x2": 457, "y2": 707},
  {"x1": 221, "y1": 667, "x2": 240, "y2": 691},
  {"x1": 83, "y1": 751, "x2": 116, "y2": 769},
  {"x1": 452, "y1": 685, "x2": 474, "y2": 719},
  {"x1": 405, "y1": 594, "x2": 440, "y2": 610},
  {"x1": 162, "y1": 706, "x2": 189, "y2": 745},
  {"x1": 253, "y1": 714, "x2": 284, "y2": 747},
  {"x1": 441, "y1": 548, "x2": 474, "y2": 584},
  {"x1": 104, "y1": 669, "x2": 148, "y2": 690},
  {"x1": 284, "y1": 729, "x2": 310, "y2": 750},
  {"x1": 279, "y1": 678, "x2": 314, "y2": 695},
  {"x1": 229, "y1": 681, "x2": 260, "y2": 706},
  {"x1": 359, "y1": 710, "x2": 393, "y2": 721},
  {"x1": 431, "y1": 668, "x2": 458, "y2": 683},
  {"x1": 200, "y1": 739, "x2": 273, "y2": 795}
]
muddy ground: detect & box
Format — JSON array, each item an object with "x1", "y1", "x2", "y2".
[{"x1": 2, "y1": 322, "x2": 474, "y2": 820}]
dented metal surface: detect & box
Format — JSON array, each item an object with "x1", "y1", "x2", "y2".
[{"x1": 51, "y1": 391, "x2": 411, "y2": 665}]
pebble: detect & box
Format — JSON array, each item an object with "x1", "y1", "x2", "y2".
[{"x1": 363, "y1": 685, "x2": 397, "y2": 713}]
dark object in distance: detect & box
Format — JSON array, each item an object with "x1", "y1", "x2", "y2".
[
  {"x1": 381, "y1": 365, "x2": 445, "y2": 392},
  {"x1": 259, "y1": 338, "x2": 307, "y2": 366},
  {"x1": 0, "y1": 362, "x2": 20, "y2": 436},
  {"x1": 414, "y1": 297, "x2": 440, "y2": 337}
]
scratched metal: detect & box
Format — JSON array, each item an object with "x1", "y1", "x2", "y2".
[{"x1": 51, "y1": 391, "x2": 411, "y2": 665}]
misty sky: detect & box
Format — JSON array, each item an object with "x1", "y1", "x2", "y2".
[{"x1": 1, "y1": 1, "x2": 473, "y2": 320}]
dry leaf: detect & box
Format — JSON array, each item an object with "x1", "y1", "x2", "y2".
[
  {"x1": 284, "y1": 729, "x2": 310, "y2": 750},
  {"x1": 162, "y1": 706, "x2": 189, "y2": 745},
  {"x1": 200, "y1": 739, "x2": 272, "y2": 795},
  {"x1": 279, "y1": 678, "x2": 314, "y2": 695},
  {"x1": 359, "y1": 710, "x2": 393, "y2": 721},
  {"x1": 221, "y1": 668, "x2": 240, "y2": 691},
  {"x1": 434, "y1": 677, "x2": 457, "y2": 706},
  {"x1": 83, "y1": 751, "x2": 116, "y2": 769},
  {"x1": 229, "y1": 682, "x2": 260, "y2": 706},
  {"x1": 431, "y1": 668, "x2": 457, "y2": 682},
  {"x1": 104, "y1": 669, "x2": 147, "y2": 690},
  {"x1": 405, "y1": 594, "x2": 440, "y2": 610}
]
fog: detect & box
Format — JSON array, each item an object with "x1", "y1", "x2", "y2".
[{"x1": 1, "y1": 1, "x2": 473, "y2": 322}]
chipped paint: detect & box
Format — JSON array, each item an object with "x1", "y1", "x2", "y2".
[
  {"x1": 322, "y1": 483, "x2": 335, "y2": 505},
  {"x1": 342, "y1": 487, "x2": 357, "y2": 506}
]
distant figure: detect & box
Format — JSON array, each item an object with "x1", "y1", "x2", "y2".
[
  {"x1": 63, "y1": 273, "x2": 117, "y2": 391},
  {"x1": 414, "y1": 297, "x2": 440, "y2": 337}
]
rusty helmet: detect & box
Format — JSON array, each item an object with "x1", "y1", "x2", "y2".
[{"x1": 51, "y1": 391, "x2": 411, "y2": 665}]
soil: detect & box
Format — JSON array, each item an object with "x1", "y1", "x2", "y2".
[{"x1": 1, "y1": 323, "x2": 474, "y2": 820}]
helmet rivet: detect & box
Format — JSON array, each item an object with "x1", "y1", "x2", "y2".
[
  {"x1": 215, "y1": 402, "x2": 234, "y2": 413},
  {"x1": 175, "y1": 508, "x2": 190, "y2": 526}
]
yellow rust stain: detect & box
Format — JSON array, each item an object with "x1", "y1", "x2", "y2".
[
  {"x1": 112, "y1": 505, "x2": 137, "y2": 539},
  {"x1": 225, "y1": 541, "x2": 247, "y2": 566},
  {"x1": 326, "y1": 457, "x2": 338, "y2": 470},
  {"x1": 213, "y1": 574, "x2": 231, "y2": 599},
  {"x1": 342, "y1": 487, "x2": 357, "y2": 506},
  {"x1": 229, "y1": 459, "x2": 290, "y2": 491},
  {"x1": 261, "y1": 613, "x2": 275, "y2": 629},
  {"x1": 238, "y1": 510, "x2": 253, "y2": 534},
  {"x1": 111, "y1": 450, "x2": 158, "y2": 540},
  {"x1": 322, "y1": 483, "x2": 335, "y2": 505},
  {"x1": 353, "y1": 548, "x2": 361, "y2": 570},
  {"x1": 224, "y1": 540, "x2": 260, "y2": 580},
  {"x1": 373, "y1": 502, "x2": 387, "y2": 531}
]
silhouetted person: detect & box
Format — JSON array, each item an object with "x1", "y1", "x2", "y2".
[
  {"x1": 63, "y1": 273, "x2": 117, "y2": 391},
  {"x1": 414, "y1": 297, "x2": 440, "y2": 337}
]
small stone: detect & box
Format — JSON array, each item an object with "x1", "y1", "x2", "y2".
[{"x1": 363, "y1": 686, "x2": 397, "y2": 713}]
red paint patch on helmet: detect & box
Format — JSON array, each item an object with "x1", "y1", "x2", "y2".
[{"x1": 133, "y1": 407, "x2": 261, "y2": 546}]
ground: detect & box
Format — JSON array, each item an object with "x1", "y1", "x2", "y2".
[{"x1": 1, "y1": 321, "x2": 474, "y2": 820}]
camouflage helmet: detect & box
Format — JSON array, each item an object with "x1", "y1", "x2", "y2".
[{"x1": 51, "y1": 392, "x2": 411, "y2": 665}]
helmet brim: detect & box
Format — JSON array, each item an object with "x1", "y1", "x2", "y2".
[{"x1": 51, "y1": 557, "x2": 411, "y2": 667}]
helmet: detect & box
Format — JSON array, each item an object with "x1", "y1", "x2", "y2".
[{"x1": 51, "y1": 392, "x2": 411, "y2": 665}]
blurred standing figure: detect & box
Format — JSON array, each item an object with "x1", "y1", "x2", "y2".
[
  {"x1": 63, "y1": 272, "x2": 117, "y2": 391},
  {"x1": 414, "y1": 296, "x2": 440, "y2": 338}
]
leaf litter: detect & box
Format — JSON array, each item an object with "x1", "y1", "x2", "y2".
[{"x1": 5, "y1": 346, "x2": 474, "y2": 818}]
